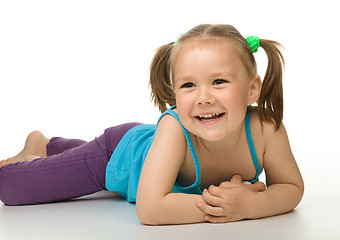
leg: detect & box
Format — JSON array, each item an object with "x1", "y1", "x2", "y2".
[
  {"x1": 0, "y1": 123, "x2": 141, "y2": 205},
  {"x1": 0, "y1": 132, "x2": 90, "y2": 168},
  {"x1": 0, "y1": 131, "x2": 49, "y2": 168},
  {"x1": 46, "y1": 137, "x2": 87, "y2": 156}
]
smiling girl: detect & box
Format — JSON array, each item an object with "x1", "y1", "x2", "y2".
[{"x1": 0, "y1": 24, "x2": 303, "y2": 225}]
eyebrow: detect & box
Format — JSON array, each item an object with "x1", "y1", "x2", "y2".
[
  {"x1": 210, "y1": 71, "x2": 235, "y2": 78},
  {"x1": 175, "y1": 71, "x2": 235, "y2": 81}
]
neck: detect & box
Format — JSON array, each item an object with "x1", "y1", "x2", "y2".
[{"x1": 195, "y1": 121, "x2": 245, "y2": 155}]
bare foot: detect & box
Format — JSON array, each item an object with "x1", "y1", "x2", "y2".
[{"x1": 0, "y1": 131, "x2": 50, "y2": 167}]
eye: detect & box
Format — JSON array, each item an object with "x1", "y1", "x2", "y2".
[
  {"x1": 181, "y1": 82, "x2": 195, "y2": 88},
  {"x1": 213, "y1": 79, "x2": 228, "y2": 85}
]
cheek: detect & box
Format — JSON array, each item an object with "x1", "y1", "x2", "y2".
[
  {"x1": 175, "y1": 92, "x2": 192, "y2": 110},
  {"x1": 223, "y1": 86, "x2": 249, "y2": 104},
  {"x1": 175, "y1": 94, "x2": 195, "y2": 126},
  {"x1": 217, "y1": 89, "x2": 242, "y2": 107},
  {"x1": 217, "y1": 88, "x2": 249, "y2": 119},
  {"x1": 224, "y1": 88, "x2": 249, "y2": 117},
  {"x1": 175, "y1": 94, "x2": 187, "y2": 116}
]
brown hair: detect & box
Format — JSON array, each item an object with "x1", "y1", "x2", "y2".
[{"x1": 149, "y1": 24, "x2": 285, "y2": 130}]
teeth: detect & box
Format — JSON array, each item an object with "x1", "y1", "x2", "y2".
[
  {"x1": 198, "y1": 113, "x2": 219, "y2": 118},
  {"x1": 200, "y1": 118, "x2": 218, "y2": 122},
  {"x1": 196, "y1": 113, "x2": 224, "y2": 122}
]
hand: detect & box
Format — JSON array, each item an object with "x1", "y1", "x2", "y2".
[{"x1": 196, "y1": 175, "x2": 266, "y2": 223}]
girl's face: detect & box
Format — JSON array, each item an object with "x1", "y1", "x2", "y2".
[{"x1": 173, "y1": 41, "x2": 260, "y2": 143}]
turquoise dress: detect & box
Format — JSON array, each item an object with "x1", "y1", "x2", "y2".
[{"x1": 105, "y1": 106, "x2": 262, "y2": 203}]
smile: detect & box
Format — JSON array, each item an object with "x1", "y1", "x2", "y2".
[{"x1": 195, "y1": 112, "x2": 225, "y2": 122}]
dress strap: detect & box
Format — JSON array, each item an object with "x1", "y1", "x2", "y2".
[
  {"x1": 245, "y1": 106, "x2": 263, "y2": 183},
  {"x1": 156, "y1": 105, "x2": 201, "y2": 191}
]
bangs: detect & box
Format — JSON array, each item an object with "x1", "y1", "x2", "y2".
[{"x1": 170, "y1": 37, "x2": 256, "y2": 84}]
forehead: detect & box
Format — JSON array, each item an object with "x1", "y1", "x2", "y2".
[
  {"x1": 173, "y1": 37, "x2": 238, "y2": 60},
  {"x1": 172, "y1": 38, "x2": 245, "y2": 77}
]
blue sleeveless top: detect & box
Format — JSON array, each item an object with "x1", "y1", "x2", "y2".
[{"x1": 105, "y1": 106, "x2": 262, "y2": 203}]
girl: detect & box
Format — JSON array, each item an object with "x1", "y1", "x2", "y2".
[{"x1": 0, "y1": 24, "x2": 304, "y2": 225}]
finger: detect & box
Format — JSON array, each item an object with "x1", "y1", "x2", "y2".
[
  {"x1": 208, "y1": 185, "x2": 230, "y2": 197},
  {"x1": 219, "y1": 181, "x2": 230, "y2": 189},
  {"x1": 205, "y1": 214, "x2": 240, "y2": 223},
  {"x1": 202, "y1": 188, "x2": 222, "y2": 206},
  {"x1": 196, "y1": 201, "x2": 225, "y2": 217},
  {"x1": 205, "y1": 215, "x2": 232, "y2": 224},
  {"x1": 230, "y1": 174, "x2": 243, "y2": 183},
  {"x1": 247, "y1": 181, "x2": 266, "y2": 192},
  {"x1": 218, "y1": 181, "x2": 239, "y2": 189}
]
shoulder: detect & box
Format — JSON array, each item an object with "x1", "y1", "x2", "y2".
[
  {"x1": 249, "y1": 107, "x2": 292, "y2": 162},
  {"x1": 156, "y1": 111, "x2": 186, "y2": 141},
  {"x1": 150, "y1": 112, "x2": 188, "y2": 164},
  {"x1": 249, "y1": 106, "x2": 287, "y2": 140},
  {"x1": 250, "y1": 107, "x2": 294, "y2": 167},
  {"x1": 155, "y1": 108, "x2": 186, "y2": 141}
]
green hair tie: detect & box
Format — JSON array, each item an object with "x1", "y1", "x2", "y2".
[
  {"x1": 246, "y1": 36, "x2": 260, "y2": 53},
  {"x1": 173, "y1": 39, "x2": 179, "y2": 46}
]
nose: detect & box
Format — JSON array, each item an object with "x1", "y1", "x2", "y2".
[{"x1": 196, "y1": 87, "x2": 215, "y2": 105}]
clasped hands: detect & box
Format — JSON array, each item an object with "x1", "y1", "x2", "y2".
[{"x1": 196, "y1": 175, "x2": 266, "y2": 223}]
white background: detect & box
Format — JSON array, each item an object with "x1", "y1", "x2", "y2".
[{"x1": 0, "y1": 0, "x2": 339, "y2": 238}]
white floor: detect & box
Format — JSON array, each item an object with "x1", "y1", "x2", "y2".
[{"x1": 1, "y1": 182, "x2": 339, "y2": 240}]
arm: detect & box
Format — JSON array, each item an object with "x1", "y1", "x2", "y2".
[
  {"x1": 136, "y1": 115, "x2": 206, "y2": 225},
  {"x1": 197, "y1": 123, "x2": 304, "y2": 223},
  {"x1": 255, "y1": 123, "x2": 304, "y2": 218}
]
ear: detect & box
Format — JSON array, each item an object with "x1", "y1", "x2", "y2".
[{"x1": 248, "y1": 74, "x2": 262, "y2": 104}]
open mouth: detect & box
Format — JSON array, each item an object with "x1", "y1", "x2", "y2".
[{"x1": 195, "y1": 112, "x2": 225, "y2": 122}]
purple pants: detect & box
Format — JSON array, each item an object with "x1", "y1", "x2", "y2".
[{"x1": 0, "y1": 123, "x2": 141, "y2": 206}]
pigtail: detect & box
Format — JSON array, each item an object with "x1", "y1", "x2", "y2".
[
  {"x1": 257, "y1": 39, "x2": 285, "y2": 130},
  {"x1": 149, "y1": 43, "x2": 176, "y2": 112}
]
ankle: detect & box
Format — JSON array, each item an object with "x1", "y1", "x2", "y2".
[{"x1": 25, "y1": 155, "x2": 42, "y2": 161}]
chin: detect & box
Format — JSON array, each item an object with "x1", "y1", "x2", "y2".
[
  {"x1": 197, "y1": 131, "x2": 226, "y2": 142},
  {"x1": 203, "y1": 136, "x2": 225, "y2": 142}
]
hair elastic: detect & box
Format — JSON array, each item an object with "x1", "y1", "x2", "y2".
[
  {"x1": 173, "y1": 39, "x2": 179, "y2": 46},
  {"x1": 246, "y1": 36, "x2": 260, "y2": 53}
]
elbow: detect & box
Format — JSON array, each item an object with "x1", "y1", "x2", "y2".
[
  {"x1": 137, "y1": 212, "x2": 156, "y2": 226},
  {"x1": 296, "y1": 180, "x2": 305, "y2": 207},
  {"x1": 136, "y1": 205, "x2": 154, "y2": 225},
  {"x1": 288, "y1": 180, "x2": 305, "y2": 211},
  {"x1": 293, "y1": 176, "x2": 305, "y2": 208},
  {"x1": 136, "y1": 200, "x2": 162, "y2": 225}
]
